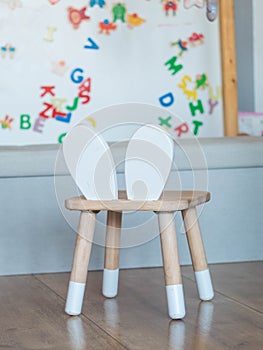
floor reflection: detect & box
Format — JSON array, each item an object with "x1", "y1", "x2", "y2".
[
  {"x1": 197, "y1": 301, "x2": 214, "y2": 334},
  {"x1": 168, "y1": 320, "x2": 186, "y2": 350},
  {"x1": 67, "y1": 317, "x2": 86, "y2": 350},
  {"x1": 192, "y1": 301, "x2": 215, "y2": 350},
  {"x1": 168, "y1": 301, "x2": 214, "y2": 350},
  {"x1": 103, "y1": 298, "x2": 120, "y2": 328}
]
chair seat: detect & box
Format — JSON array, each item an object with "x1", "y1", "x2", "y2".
[{"x1": 65, "y1": 190, "x2": 210, "y2": 212}]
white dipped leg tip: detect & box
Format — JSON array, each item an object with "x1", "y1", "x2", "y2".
[
  {"x1": 195, "y1": 269, "x2": 214, "y2": 301},
  {"x1": 102, "y1": 269, "x2": 119, "y2": 298},
  {"x1": 65, "y1": 281, "x2": 86, "y2": 316},
  {"x1": 166, "y1": 284, "x2": 186, "y2": 319}
]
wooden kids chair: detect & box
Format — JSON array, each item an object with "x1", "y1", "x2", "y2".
[{"x1": 63, "y1": 124, "x2": 214, "y2": 319}]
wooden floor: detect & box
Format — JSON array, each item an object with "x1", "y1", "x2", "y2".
[{"x1": 0, "y1": 262, "x2": 262, "y2": 350}]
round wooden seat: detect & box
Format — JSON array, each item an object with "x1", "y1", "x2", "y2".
[{"x1": 65, "y1": 190, "x2": 210, "y2": 212}]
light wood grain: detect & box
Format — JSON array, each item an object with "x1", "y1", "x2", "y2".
[
  {"x1": 37, "y1": 263, "x2": 263, "y2": 350},
  {"x1": 65, "y1": 191, "x2": 210, "y2": 212},
  {"x1": 182, "y1": 207, "x2": 208, "y2": 272},
  {"x1": 158, "y1": 212, "x2": 182, "y2": 285},
  {"x1": 70, "y1": 211, "x2": 96, "y2": 283},
  {"x1": 183, "y1": 261, "x2": 263, "y2": 313},
  {"x1": 219, "y1": 0, "x2": 239, "y2": 136},
  {"x1": 0, "y1": 275, "x2": 125, "y2": 350},
  {"x1": 104, "y1": 211, "x2": 122, "y2": 270}
]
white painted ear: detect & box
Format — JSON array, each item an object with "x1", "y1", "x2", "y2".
[
  {"x1": 63, "y1": 124, "x2": 96, "y2": 181},
  {"x1": 63, "y1": 124, "x2": 118, "y2": 200},
  {"x1": 125, "y1": 124, "x2": 174, "y2": 200}
]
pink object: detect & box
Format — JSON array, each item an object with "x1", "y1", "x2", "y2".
[
  {"x1": 189, "y1": 32, "x2": 204, "y2": 43},
  {"x1": 239, "y1": 111, "x2": 263, "y2": 117},
  {"x1": 68, "y1": 7, "x2": 90, "y2": 29},
  {"x1": 49, "y1": 0, "x2": 61, "y2": 4},
  {"x1": 238, "y1": 111, "x2": 263, "y2": 136}
]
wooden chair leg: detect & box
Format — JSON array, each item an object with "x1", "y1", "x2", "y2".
[
  {"x1": 182, "y1": 207, "x2": 214, "y2": 301},
  {"x1": 65, "y1": 211, "x2": 96, "y2": 316},
  {"x1": 102, "y1": 211, "x2": 122, "y2": 298},
  {"x1": 158, "y1": 212, "x2": 186, "y2": 319}
]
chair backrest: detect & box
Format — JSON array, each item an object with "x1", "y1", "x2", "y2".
[{"x1": 63, "y1": 120, "x2": 174, "y2": 201}]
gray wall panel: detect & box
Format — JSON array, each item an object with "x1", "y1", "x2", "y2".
[
  {"x1": 234, "y1": 0, "x2": 255, "y2": 111},
  {"x1": 0, "y1": 166, "x2": 262, "y2": 276}
]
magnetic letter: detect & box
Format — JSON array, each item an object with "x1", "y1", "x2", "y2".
[
  {"x1": 192, "y1": 120, "x2": 203, "y2": 135},
  {"x1": 79, "y1": 77, "x2": 91, "y2": 92},
  {"x1": 78, "y1": 90, "x2": 90, "y2": 104},
  {"x1": 208, "y1": 85, "x2": 221, "y2": 101},
  {"x1": 66, "y1": 97, "x2": 79, "y2": 111},
  {"x1": 189, "y1": 100, "x2": 204, "y2": 116},
  {"x1": 52, "y1": 108, "x2": 67, "y2": 119},
  {"x1": 159, "y1": 92, "x2": 174, "y2": 107},
  {"x1": 55, "y1": 112, "x2": 72, "y2": 123},
  {"x1": 208, "y1": 99, "x2": 218, "y2": 114},
  {"x1": 178, "y1": 75, "x2": 192, "y2": 91},
  {"x1": 51, "y1": 98, "x2": 67, "y2": 112},
  {"x1": 40, "y1": 86, "x2": 55, "y2": 98},
  {"x1": 84, "y1": 37, "x2": 99, "y2": 50},
  {"x1": 20, "y1": 115, "x2": 31, "y2": 130},
  {"x1": 185, "y1": 89, "x2": 197, "y2": 101},
  {"x1": 174, "y1": 122, "x2": 189, "y2": 137},
  {"x1": 78, "y1": 77, "x2": 91, "y2": 104},
  {"x1": 71, "y1": 68, "x2": 84, "y2": 84},
  {"x1": 33, "y1": 117, "x2": 45, "y2": 133},
  {"x1": 58, "y1": 132, "x2": 67, "y2": 144},
  {"x1": 159, "y1": 116, "x2": 172, "y2": 128},
  {"x1": 43, "y1": 26, "x2": 57, "y2": 42},
  {"x1": 165, "y1": 56, "x2": 183, "y2": 75},
  {"x1": 39, "y1": 102, "x2": 53, "y2": 119}
]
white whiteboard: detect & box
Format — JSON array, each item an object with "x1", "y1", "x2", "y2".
[{"x1": 0, "y1": 0, "x2": 223, "y2": 145}]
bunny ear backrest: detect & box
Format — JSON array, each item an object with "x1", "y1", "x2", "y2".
[
  {"x1": 63, "y1": 124, "x2": 118, "y2": 200},
  {"x1": 125, "y1": 124, "x2": 174, "y2": 201},
  {"x1": 63, "y1": 124, "x2": 95, "y2": 181}
]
